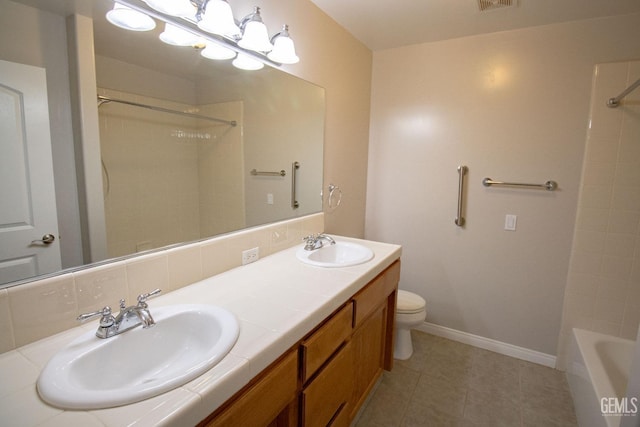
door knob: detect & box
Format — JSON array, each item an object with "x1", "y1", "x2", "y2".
[{"x1": 31, "y1": 234, "x2": 55, "y2": 244}]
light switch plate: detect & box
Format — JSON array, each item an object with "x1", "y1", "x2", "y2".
[{"x1": 505, "y1": 214, "x2": 517, "y2": 231}]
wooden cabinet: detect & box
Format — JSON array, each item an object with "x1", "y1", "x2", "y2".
[
  {"x1": 198, "y1": 260, "x2": 400, "y2": 427},
  {"x1": 350, "y1": 304, "x2": 386, "y2": 418},
  {"x1": 301, "y1": 340, "x2": 353, "y2": 427},
  {"x1": 200, "y1": 350, "x2": 299, "y2": 427},
  {"x1": 300, "y1": 302, "x2": 353, "y2": 383}
]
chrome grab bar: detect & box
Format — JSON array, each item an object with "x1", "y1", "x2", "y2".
[
  {"x1": 455, "y1": 165, "x2": 467, "y2": 227},
  {"x1": 291, "y1": 161, "x2": 300, "y2": 209},
  {"x1": 250, "y1": 169, "x2": 286, "y2": 177},
  {"x1": 482, "y1": 178, "x2": 558, "y2": 191}
]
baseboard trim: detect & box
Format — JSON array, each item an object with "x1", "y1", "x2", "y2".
[{"x1": 415, "y1": 322, "x2": 557, "y2": 368}]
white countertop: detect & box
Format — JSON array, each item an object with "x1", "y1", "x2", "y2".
[{"x1": 0, "y1": 237, "x2": 401, "y2": 427}]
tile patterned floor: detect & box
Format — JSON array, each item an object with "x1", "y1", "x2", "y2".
[{"x1": 355, "y1": 331, "x2": 577, "y2": 427}]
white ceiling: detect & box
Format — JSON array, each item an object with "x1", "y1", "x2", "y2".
[{"x1": 309, "y1": 0, "x2": 640, "y2": 51}]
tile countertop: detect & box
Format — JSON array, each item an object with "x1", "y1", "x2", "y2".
[{"x1": 0, "y1": 236, "x2": 401, "y2": 427}]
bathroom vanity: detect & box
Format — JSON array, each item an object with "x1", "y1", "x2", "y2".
[
  {"x1": 201, "y1": 259, "x2": 400, "y2": 426},
  {"x1": 0, "y1": 237, "x2": 401, "y2": 427}
]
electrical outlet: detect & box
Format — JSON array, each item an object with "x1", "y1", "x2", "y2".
[{"x1": 242, "y1": 247, "x2": 259, "y2": 265}]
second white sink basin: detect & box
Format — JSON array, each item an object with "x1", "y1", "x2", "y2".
[
  {"x1": 37, "y1": 304, "x2": 239, "y2": 410},
  {"x1": 296, "y1": 241, "x2": 374, "y2": 267}
]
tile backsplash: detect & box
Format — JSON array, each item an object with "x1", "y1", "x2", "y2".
[{"x1": 0, "y1": 213, "x2": 324, "y2": 354}]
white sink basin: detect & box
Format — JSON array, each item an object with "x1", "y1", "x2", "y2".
[
  {"x1": 296, "y1": 241, "x2": 374, "y2": 267},
  {"x1": 37, "y1": 304, "x2": 239, "y2": 410}
]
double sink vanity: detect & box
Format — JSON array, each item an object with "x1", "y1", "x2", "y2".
[{"x1": 1, "y1": 236, "x2": 401, "y2": 426}]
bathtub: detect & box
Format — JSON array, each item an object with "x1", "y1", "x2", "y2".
[{"x1": 566, "y1": 328, "x2": 636, "y2": 427}]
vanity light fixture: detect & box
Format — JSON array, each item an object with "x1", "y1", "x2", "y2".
[
  {"x1": 106, "y1": 3, "x2": 156, "y2": 31},
  {"x1": 143, "y1": 0, "x2": 195, "y2": 17},
  {"x1": 159, "y1": 23, "x2": 204, "y2": 47},
  {"x1": 237, "y1": 7, "x2": 273, "y2": 53},
  {"x1": 201, "y1": 42, "x2": 237, "y2": 60},
  {"x1": 106, "y1": 0, "x2": 300, "y2": 70},
  {"x1": 197, "y1": 0, "x2": 240, "y2": 37},
  {"x1": 232, "y1": 53, "x2": 264, "y2": 70},
  {"x1": 268, "y1": 25, "x2": 299, "y2": 64}
]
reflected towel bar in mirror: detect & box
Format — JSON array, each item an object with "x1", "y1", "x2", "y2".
[
  {"x1": 250, "y1": 169, "x2": 286, "y2": 177},
  {"x1": 482, "y1": 178, "x2": 558, "y2": 191}
]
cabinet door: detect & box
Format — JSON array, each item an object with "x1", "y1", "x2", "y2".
[
  {"x1": 302, "y1": 341, "x2": 353, "y2": 427},
  {"x1": 350, "y1": 304, "x2": 387, "y2": 419},
  {"x1": 202, "y1": 350, "x2": 298, "y2": 427}
]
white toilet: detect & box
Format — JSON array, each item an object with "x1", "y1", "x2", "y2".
[{"x1": 394, "y1": 289, "x2": 427, "y2": 360}]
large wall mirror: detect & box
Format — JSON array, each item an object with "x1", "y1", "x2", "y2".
[{"x1": 0, "y1": 0, "x2": 324, "y2": 289}]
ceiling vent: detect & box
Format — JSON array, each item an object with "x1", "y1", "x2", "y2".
[{"x1": 477, "y1": 0, "x2": 517, "y2": 12}]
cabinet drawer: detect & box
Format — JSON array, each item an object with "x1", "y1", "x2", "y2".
[
  {"x1": 302, "y1": 342, "x2": 352, "y2": 427},
  {"x1": 301, "y1": 302, "x2": 353, "y2": 383},
  {"x1": 352, "y1": 261, "x2": 400, "y2": 327}
]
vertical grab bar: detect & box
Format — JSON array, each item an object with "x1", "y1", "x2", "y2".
[
  {"x1": 455, "y1": 165, "x2": 468, "y2": 227},
  {"x1": 291, "y1": 161, "x2": 300, "y2": 209}
]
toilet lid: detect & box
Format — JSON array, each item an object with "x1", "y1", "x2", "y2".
[{"x1": 397, "y1": 290, "x2": 426, "y2": 313}]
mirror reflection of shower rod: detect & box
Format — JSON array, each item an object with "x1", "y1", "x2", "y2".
[
  {"x1": 97, "y1": 95, "x2": 237, "y2": 126},
  {"x1": 607, "y1": 77, "x2": 640, "y2": 108}
]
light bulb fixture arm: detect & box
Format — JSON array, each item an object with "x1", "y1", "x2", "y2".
[
  {"x1": 190, "y1": 0, "x2": 207, "y2": 21},
  {"x1": 270, "y1": 24, "x2": 290, "y2": 44},
  {"x1": 239, "y1": 6, "x2": 263, "y2": 31}
]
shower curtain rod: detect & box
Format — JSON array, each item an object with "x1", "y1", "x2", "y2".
[
  {"x1": 607, "y1": 77, "x2": 640, "y2": 108},
  {"x1": 97, "y1": 95, "x2": 237, "y2": 127}
]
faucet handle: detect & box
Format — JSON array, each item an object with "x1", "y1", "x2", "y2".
[
  {"x1": 302, "y1": 234, "x2": 316, "y2": 242},
  {"x1": 77, "y1": 306, "x2": 114, "y2": 327},
  {"x1": 137, "y1": 288, "x2": 162, "y2": 306}
]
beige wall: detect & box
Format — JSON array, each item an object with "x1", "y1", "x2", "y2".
[
  {"x1": 366, "y1": 14, "x2": 640, "y2": 356},
  {"x1": 556, "y1": 60, "x2": 640, "y2": 368},
  {"x1": 232, "y1": 0, "x2": 374, "y2": 237}
]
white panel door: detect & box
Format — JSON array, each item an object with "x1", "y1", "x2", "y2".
[{"x1": 0, "y1": 59, "x2": 61, "y2": 285}]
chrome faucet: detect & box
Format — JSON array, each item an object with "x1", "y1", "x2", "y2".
[
  {"x1": 77, "y1": 289, "x2": 161, "y2": 339},
  {"x1": 302, "y1": 233, "x2": 336, "y2": 251}
]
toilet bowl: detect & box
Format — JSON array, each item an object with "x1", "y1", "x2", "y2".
[{"x1": 394, "y1": 290, "x2": 426, "y2": 360}]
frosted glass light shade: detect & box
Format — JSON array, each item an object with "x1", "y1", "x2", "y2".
[
  {"x1": 106, "y1": 4, "x2": 156, "y2": 31},
  {"x1": 201, "y1": 42, "x2": 237, "y2": 60},
  {"x1": 268, "y1": 32, "x2": 299, "y2": 64},
  {"x1": 197, "y1": 0, "x2": 240, "y2": 37},
  {"x1": 159, "y1": 23, "x2": 203, "y2": 47},
  {"x1": 232, "y1": 54, "x2": 264, "y2": 70},
  {"x1": 238, "y1": 20, "x2": 273, "y2": 52},
  {"x1": 144, "y1": 0, "x2": 195, "y2": 17}
]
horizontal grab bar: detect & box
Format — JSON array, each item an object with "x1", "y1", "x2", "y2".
[
  {"x1": 482, "y1": 178, "x2": 558, "y2": 191},
  {"x1": 250, "y1": 169, "x2": 286, "y2": 177}
]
